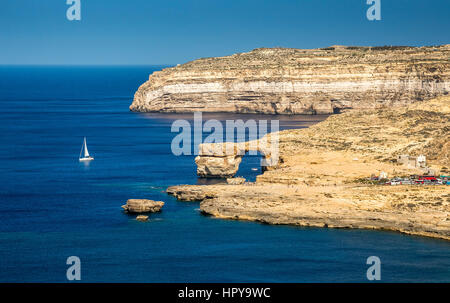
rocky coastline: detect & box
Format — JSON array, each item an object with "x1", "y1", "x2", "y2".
[
  {"x1": 131, "y1": 45, "x2": 450, "y2": 115},
  {"x1": 167, "y1": 96, "x2": 450, "y2": 240}
]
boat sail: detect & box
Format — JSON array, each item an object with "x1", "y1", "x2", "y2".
[{"x1": 79, "y1": 137, "x2": 94, "y2": 161}]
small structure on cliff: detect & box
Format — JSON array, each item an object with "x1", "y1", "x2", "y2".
[
  {"x1": 396, "y1": 154, "x2": 437, "y2": 175},
  {"x1": 379, "y1": 171, "x2": 388, "y2": 179},
  {"x1": 397, "y1": 154, "x2": 427, "y2": 169}
]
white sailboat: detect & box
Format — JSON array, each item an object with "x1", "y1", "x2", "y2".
[{"x1": 79, "y1": 137, "x2": 94, "y2": 161}]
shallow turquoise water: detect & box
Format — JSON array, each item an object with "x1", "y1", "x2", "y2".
[{"x1": 0, "y1": 66, "x2": 448, "y2": 282}]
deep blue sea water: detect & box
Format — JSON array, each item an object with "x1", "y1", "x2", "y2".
[{"x1": 0, "y1": 66, "x2": 449, "y2": 282}]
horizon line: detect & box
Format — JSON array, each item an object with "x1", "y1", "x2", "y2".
[
  {"x1": 0, "y1": 64, "x2": 176, "y2": 67},
  {"x1": 1, "y1": 43, "x2": 448, "y2": 67}
]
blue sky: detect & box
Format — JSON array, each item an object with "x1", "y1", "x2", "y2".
[{"x1": 0, "y1": 0, "x2": 449, "y2": 65}]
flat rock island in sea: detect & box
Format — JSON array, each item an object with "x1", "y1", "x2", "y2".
[
  {"x1": 131, "y1": 45, "x2": 450, "y2": 114},
  {"x1": 136, "y1": 215, "x2": 149, "y2": 222},
  {"x1": 121, "y1": 199, "x2": 164, "y2": 213}
]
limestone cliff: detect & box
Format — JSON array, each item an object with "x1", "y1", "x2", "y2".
[{"x1": 132, "y1": 45, "x2": 450, "y2": 114}]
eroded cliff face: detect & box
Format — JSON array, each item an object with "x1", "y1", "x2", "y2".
[{"x1": 131, "y1": 45, "x2": 450, "y2": 114}]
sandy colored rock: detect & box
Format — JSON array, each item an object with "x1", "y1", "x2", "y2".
[
  {"x1": 121, "y1": 199, "x2": 164, "y2": 213},
  {"x1": 131, "y1": 46, "x2": 450, "y2": 114},
  {"x1": 167, "y1": 183, "x2": 450, "y2": 240},
  {"x1": 195, "y1": 155, "x2": 242, "y2": 178},
  {"x1": 166, "y1": 185, "x2": 217, "y2": 201},
  {"x1": 167, "y1": 96, "x2": 450, "y2": 240},
  {"x1": 227, "y1": 177, "x2": 246, "y2": 185},
  {"x1": 136, "y1": 215, "x2": 149, "y2": 222},
  {"x1": 195, "y1": 138, "x2": 277, "y2": 177}
]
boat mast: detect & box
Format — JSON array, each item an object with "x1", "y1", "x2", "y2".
[{"x1": 84, "y1": 137, "x2": 90, "y2": 158}]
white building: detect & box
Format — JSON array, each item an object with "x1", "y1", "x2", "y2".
[{"x1": 416, "y1": 155, "x2": 426, "y2": 168}]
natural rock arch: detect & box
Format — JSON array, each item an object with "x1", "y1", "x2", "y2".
[{"x1": 195, "y1": 137, "x2": 278, "y2": 178}]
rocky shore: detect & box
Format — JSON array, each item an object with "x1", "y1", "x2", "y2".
[
  {"x1": 132, "y1": 45, "x2": 450, "y2": 114},
  {"x1": 168, "y1": 183, "x2": 449, "y2": 240},
  {"x1": 167, "y1": 96, "x2": 450, "y2": 240}
]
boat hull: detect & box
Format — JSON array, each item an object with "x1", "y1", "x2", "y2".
[{"x1": 79, "y1": 157, "x2": 94, "y2": 162}]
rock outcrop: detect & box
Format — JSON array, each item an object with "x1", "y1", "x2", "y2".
[
  {"x1": 121, "y1": 199, "x2": 164, "y2": 213},
  {"x1": 166, "y1": 185, "x2": 217, "y2": 201},
  {"x1": 196, "y1": 155, "x2": 242, "y2": 178},
  {"x1": 227, "y1": 177, "x2": 246, "y2": 185},
  {"x1": 167, "y1": 96, "x2": 450, "y2": 240},
  {"x1": 131, "y1": 45, "x2": 450, "y2": 114},
  {"x1": 136, "y1": 215, "x2": 149, "y2": 222}
]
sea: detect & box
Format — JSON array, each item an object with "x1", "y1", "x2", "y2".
[{"x1": 0, "y1": 66, "x2": 448, "y2": 282}]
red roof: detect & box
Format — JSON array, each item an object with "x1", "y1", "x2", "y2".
[{"x1": 418, "y1": 176, "x2": 437, "y2": 180}]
